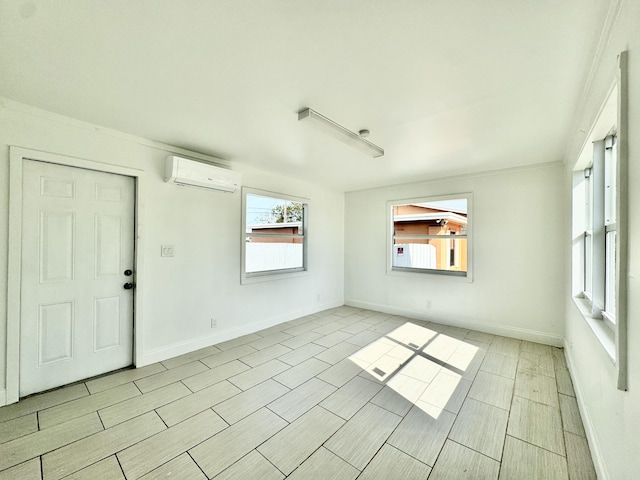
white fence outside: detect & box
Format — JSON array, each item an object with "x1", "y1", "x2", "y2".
[
  {"x1": 393, "y1": 243, "x2": 436, "y2": 269},
  {"x1": 246, "y1": 243, "x2": 303, "y2": 273}
]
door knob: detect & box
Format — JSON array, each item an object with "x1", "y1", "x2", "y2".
[
  {"x1": 124, "y1": 269, "x2": 133, "y2": 276},
  {"x1": 123, "y1": 282, "x2": 134, "y2": 290}
]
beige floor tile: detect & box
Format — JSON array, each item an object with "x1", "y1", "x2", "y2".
[
  {"x1": 118, "y1": 410, "x2": 227, "y2": 479},
  {"x1": 99, "y1": 382, "x2": 191, "y2": 428},
  {"x1": 343, "y1": 330, "x2": 383, "y2": 347},
  {"x1": 359, "y1": 352, "x2": 408, "y2": 382},
  {"x1": 339, "y1": 321, "x2": 371, "y2": 335},
  {"x1": 267, "y1": 378, "x2": 336, "y2": 422},
  {"x1": 325, "y1": 403, "x2": 402, "y2": 470},
  {"x1": 215, "y1": 333, "x2": 262, "y2": 351},
  {"x1": 517, "y1": 351, "x2": 556, "y2": 378},
  {"x1": 135, "y1": 362, "x2": 208, "y2": 393},
  {"x1": 449, "y1": 398, "x2": 509, "y2": 460},
  {"x1": 0, "y1": 458, "x2": 41, "y2": 480},
  {"x1": 227, "y1": 359, "x2": 290, "y2": 390},
  {"x1": 313, "y1": 331, "x2": 353, "y2": 348},
  {"x1": 240, "y1": 344, "x2": 292, "y2": 367},
  {"x1": 507, "y1": 396, "x2": 565, "y2": 455},
  {"x1": 424, "y1": 335, "x2": 460, "y2": 363},
  {"x1": 360, "y1": 314, "x2": 391, "y2": 325},
  {"x1": 189, "y1": 408, "x2": 287, "y2": 479},
  {"x1": 399, "y1": 354, "x2": 442, "y2": 383},
  {"x1": 199, "y1": 345, "x2": 257, "y2": 369},
  {"x1": 213, "y1": 450, "x2": 283, "y2": 480},
  {"x1": 64, "y1": 456, "x2": 124, "y2": 480},
  {"x1": 552, "y1": 347, "x2": 569, "y2": 370},
  {"x1": 480, "y1": 352, "x2": 518, "y2": 379},
  {"x1": 358, "y1": 444, "x2": 432, "y2": 480},
  {"x1": 278, "y1": 343, "x2": 326, "y2": 366},
  {"x1": 248, "y1": 332, "x2": 293, "y2": 350},
  {"x1": 429, "y1": 440, "x2": 499, "y2": 480},
  {"x1": 313, "y1": 321, "x2": 347, "y2": 335},
  {"x1": 488, "y1": 336, "x2": 521, "y2": 357},
  {"x1": 0, "y1": 383, "x2": 89, "y2": 423},
  {"x1": 214, "y1": 379, "x2": 289, "y2": 424},
  {"x1": 387, "y1": 405, "x2": 456, "y2": 466},
  {"x1": 514, "y1": 370, "x2": 560, "y2": 407},
  {"x1": 386, "y1": 373, "x2": 430, "y2": 404},
  {"x1": 182, "y1": 359, "x2": 250, "y2": 392},
  {"x1": 41, "y1": 412, "x2": 165, "y2": 480},
  {"x1": 161, "y1": 345, "x2": 222, "y2": 370},
  {"x1": 283, "y1": 321, "x2": 321, "y2": 336},
  {"x1": 280, "y1": 330, "x2": 323, "y2": 349},
  {"x1": 273, "y1": 358, "x2": 331, "y2": 389},
  {"x1": 465, "y1": 330, "x2": 496, "y2": 344},
  {"x1": 287, "y1": 447, "x2": 359, "y2": 480},
  {"x1": 316, "y1": 358, "x2": 363, "y2": 387},
  {"x1": 448, "y1": 345, "x2": 486, "y2": 381},
  {"x1": 499, "y1": 436, "x2": 568, "y2": 480},
  {"x1": 86, "y1": 364, "x2": 166, "y2": 394},
  {"x1": 369, "y1": 385, "x2": 414, "y2": 416},
  {"x1": 320, "y1": 376, "x2": 382, "y2": 419},
  {"x1": 0, "y1": 413, "x2": 103, "y2": 471},
  {"x1": 387, "y1": 322, "x2": 437, "y2": 349},
  {"x1": 0, "y1": 413, "x2": 38, "y2": 444},
  {"x1": 468, "y1": 370, "x2": 514, "y2": 410},
  {"x1": 39, "y1": 383, "x2": 140, "y2": 429},
  {"x1": 555, "y1": 368, "x2": 576, "y2": 397},
  {"x1": 315, "y1": 342, "x2": 361, "y2": 365},
  {"x1": 520, "y1": 341, "x2": 553, "y2": 357},
  {"x1": 156, "y1": 380, "x2": 241, "y2": 427},
  {"x1": 349, "y1": 338, "x2": 396, "y2": 366},
  {"x1": 418, "y1": 370, "x2": 472, "y2": 414},
  {"x1": 559, "y1": 394, "x2": 586, "y2": 437},
  {"x1": 139, "y1": 453, "x2": 206, "y2": 480},
  {"x1": 258, "y1": 406, "x2": 345, "y2": 475},
  {"x1": 565, "y1": 432, "x2": 597, "y2": 480}
]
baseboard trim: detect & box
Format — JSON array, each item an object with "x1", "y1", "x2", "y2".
[
  {"x1": 564, "y1": 342, "x2": 609, "y2": 480},
  {"x1": 137, "y1": 300, "x2": 344, "y2": 367},
  {"x1": 345, "y1": 298, "x2": 563, "y2": 347}
]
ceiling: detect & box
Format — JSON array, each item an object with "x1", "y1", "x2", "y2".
[{"x1": 0, "y1": 1, "x2": 610, "y2": 191}]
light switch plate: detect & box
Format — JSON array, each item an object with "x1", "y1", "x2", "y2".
[{"x1": 161, "y1": 245, "x2": 175, "y2": 257}]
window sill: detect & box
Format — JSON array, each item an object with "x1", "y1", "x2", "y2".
[
  {"x1": 572, "y1": 296, "x2": 616, "y2": 363},
  {"x1": 241, "y1": 269, "x2": 308, "y2": 285},
  {"x1": 386, "y1": 267, "x2": 473, "y2": 283}
]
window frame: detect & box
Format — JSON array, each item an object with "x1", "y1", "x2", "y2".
[
  {"x1": 571, "y1": 51, "x2": 628, "y2": 391},
  {"x1": 241, "y1": 187, "x2": 308, "y2": 284},
  {"x1": 386, "y1": 193, "x2": 473, "y2": 281}
]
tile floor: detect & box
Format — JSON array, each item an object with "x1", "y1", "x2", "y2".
[{"x1": 0, "y1": 306, "x2": 597, "y2": 479}]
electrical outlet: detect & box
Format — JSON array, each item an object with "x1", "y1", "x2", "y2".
[
  {"x1": 426, "y1": 299, "x2": 432, "y2": 309},
  {"x1": 161, "y1": 245, "x2": 175, "y2": 257},
  {"x1": 211, "y1": 318, "x2": 217, "y2": 328}
]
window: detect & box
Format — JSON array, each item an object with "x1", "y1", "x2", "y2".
[
  {"x1": 571, "y1": 51, "x2": 628, "y2": 391},
  {"x1": 388, "y1": 193, "x2": 472, "y2": 279},
  {"x1": 241, "y1": 187, "x2": 308, "y2": 283},
  {"x1": 578, "y1": 135, "x2": 617, "y2": 327}
]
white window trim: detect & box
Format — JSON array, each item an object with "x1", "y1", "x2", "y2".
[
  {"x1": 241, "y1": 187, "x2": 309, "y2": 284},
  {"x1": 571, "y1": 51, "x2": 628, "y2": 391},
  {"x1": 386, "y1": 192, "x2": 473, "y2": 282}
]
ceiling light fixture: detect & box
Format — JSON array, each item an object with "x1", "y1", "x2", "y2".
[{"x1": 298, "y1": 108, "x2": 384, "y2": 158}]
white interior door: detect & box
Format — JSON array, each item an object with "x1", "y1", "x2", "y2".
[{"x1": 20, "y1": 159, "x2": 135, "y2": 397}]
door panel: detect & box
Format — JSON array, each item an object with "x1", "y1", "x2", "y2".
[{"x1": 20, "y1": 160, "x2": 135, "y2": 397}]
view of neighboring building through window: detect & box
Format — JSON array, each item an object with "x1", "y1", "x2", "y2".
[
  {"x1": 389, "y1": 194, "x2": 471, "y2": 277},
  {"x1": 242, "y1": 188, "x2": 307, "y2": 281}
]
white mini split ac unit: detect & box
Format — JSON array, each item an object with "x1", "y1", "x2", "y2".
[{"x1": 164, "y1": 156, "x2": 241, "y2": 193}]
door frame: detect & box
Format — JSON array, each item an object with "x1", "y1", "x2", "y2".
[{"x1": 6, "y1": 146, "x2": 146, "y2": 405}]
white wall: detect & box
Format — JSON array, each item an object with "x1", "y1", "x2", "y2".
[
  {"x1": 563, "y1": 1, "x2": 640, "y2": 478},
  {"x1": 0, "y1": 101, "x2": 345, "y2": 403},
  {"x1": 344, "y1": 163, "x2": 565, "y2": 345}
]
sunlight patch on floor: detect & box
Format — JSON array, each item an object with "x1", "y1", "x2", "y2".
[{"x1": 348, "y1": 321, "x2": 479, "y2": 419}]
